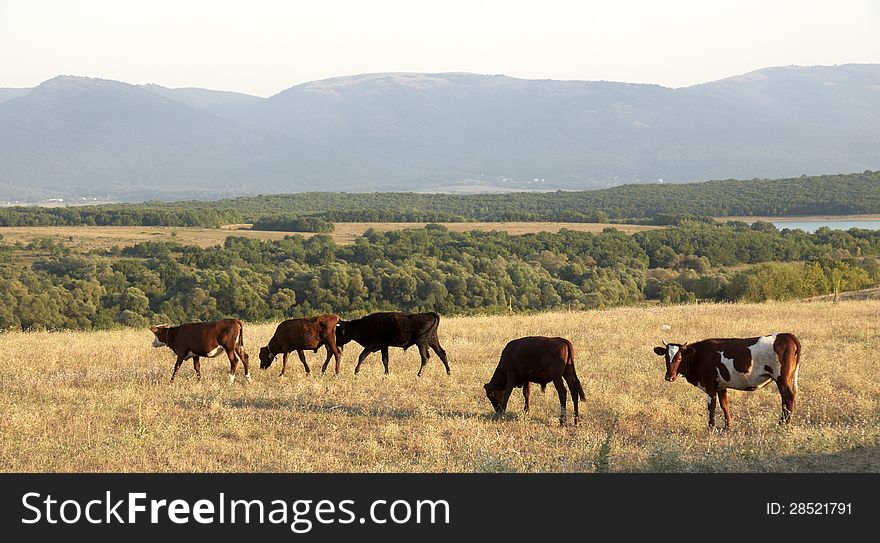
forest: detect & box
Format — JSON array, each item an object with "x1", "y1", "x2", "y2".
[
  {"x1": 1, "y1": 220, "x2": 878, "y2": 331},
  {"x1": 1, "y1": 170, "x2": 878, "y2": 229}
]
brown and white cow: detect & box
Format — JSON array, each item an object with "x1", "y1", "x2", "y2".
[
  {"x1": 150, "y1": 319, "x2": 250, "y2": 383},
  {"x1": 484, "y1": 336, "x2": 586, "y2": 425},
  {"x1": 653, "y1": 333, "x2": 801, "y2": 428},
  {"x1": 259, "y1": 314, "x2": 342, "y2": 376}
]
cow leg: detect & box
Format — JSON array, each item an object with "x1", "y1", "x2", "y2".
[
  {"x1": 229, "y1": 349, "x2": 252, "y2": 382},
  {"x1": 297, "y1": 350, "x2": 311, "y2": 375},
  {"x1": 553, "y1": 376, "x2": 568, "y2": 426},
  {"x1": 416, "y1": 343, "x2": 430, "y2": 377},
  {"x1": 718, "y1": 389, "x2": 731, "y2": 429},
  {"x1": 280, "y1": 352, "x2": 289, "y2": 377},
  {"x1": 563, "y1": 374, "x2": 579, "y2": 425},
  {"x1": 226, "y1": 349, "x2": 238, "y2": 383},
  {"x1": 429, "y1": 338, "x2": 451, "y2": 375},
  {"x1": 522, "y1": 382, "x2": 531, "y2": 413},
  {"x1": 321, "y1": 345, "x2": 332, "y2": 374},
  {"x1": 776, "y1": 378, "x2": 796, "y2": 424},
  {"x1": 192, "y1": 357, "x2": 201, "y2": 381},
  {"x1": 240, "y1": 349, "x2": 251, "y2": 382},
  {"x1": 354, "y1": 348, "x2": 372, "y2": 375},
  {"x1": 707, "y1": 392, "x2": 718, "y2": 429},
  {"x1": 332, "y1": 345, "x2": 342, "y2": 375},
  {"x1": 170, "y1": 355, "x2": 185, "y2": 383},
  {"x1": 499, "y1": 381, "x2": 516, "y2": 415},
  {"x1": 381, "y1": 347, "x2": 390, "y2": 375}
]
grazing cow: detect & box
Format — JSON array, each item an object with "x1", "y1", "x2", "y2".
[
  {"x1": 150, "y1": 319, "x2": 250, "y2": 383},
  {"x1": 653, "y1": 333, "x2": 801, "y2": 428},
  {"x1": 335, "y1": 311, "x2": 450, "y2": 376},
  {"x1": 484, "y1": 336, "x2": 585, "y2": 425},
  {"x1": 259, "y1": 314, "x2": 343, "y2": 376}
]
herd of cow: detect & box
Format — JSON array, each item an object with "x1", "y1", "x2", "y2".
[{"x1": 149, "y1": 312, "x2": 801, "y2": 428}]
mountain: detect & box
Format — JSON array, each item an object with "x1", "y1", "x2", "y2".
[
  {"x1": 1, "y1": 65, "x2": 879, "y2": 201},
  {"x1": 0, "y1": 76, "x2": 364, "y2": 200},
  {"x1": 140, "y1": 84, "x2": 263, "y2": 111},
  {"x1": 0, "y1": 87, "x2": 31, "y2": 105}
]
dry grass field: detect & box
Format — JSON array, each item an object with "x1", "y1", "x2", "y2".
[
  {"x1": 1, "y1": 300, "x2": 878, "y2": 473},
  {"x1": 0, "y1": 221, "x2": 658, "y2": 250}
]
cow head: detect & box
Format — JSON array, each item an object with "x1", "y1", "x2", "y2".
[
  {"x1": 483, "y1": 383, "x2": 504, "y2": 412},
  {"x1": 335, "y1": 320, "x2": 352, "y2": 347},
  {"x1": 150, "y1": 325, "x2": 171, "y2": 348},
  {"x1": 653, "y1": 341, "x2": 691, "y2": 382},
  {"x1": 258, "y1": 346, "x2": 275, "y2": 369}
]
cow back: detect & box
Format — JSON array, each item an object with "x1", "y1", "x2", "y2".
[{"x1": 345, "y1": 311, "x2": 440, "y2": 349}]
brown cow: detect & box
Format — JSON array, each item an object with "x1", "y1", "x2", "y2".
[
  {"x1": 653, "y1": 332, "x2": 801, "y2": 428},
  {"x1": 484, "y1": 336, "x2": 585, "y2": 425},
  {"x1": 150, "y1": 319, "x2": 250, "y2": 383},
  {"x1": 259, "y1": 314, "x2": 343, "y2": 376}
]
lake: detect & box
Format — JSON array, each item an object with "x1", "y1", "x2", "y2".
[{"x1": 770, "y1": 220, "x2": 880, "y2": 232}]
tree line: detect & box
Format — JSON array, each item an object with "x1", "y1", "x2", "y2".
[
  {"x1": 1, "y1": 221, "x2": 879, "y2": 331},
  {"x1": 1, "y1": 170, "x2": 878, "y2": 229}
]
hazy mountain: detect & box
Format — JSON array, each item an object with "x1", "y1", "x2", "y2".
[
  {"x1": 1, "y1": 64, "x2": 879, "y2": 201},
  {"x1": 0, "y1": 76, "x2": 367, "y2": 200},
  {"x1": 0, "y1": 87, "x2": 31, "y2": 105},
  {"x1": 141, "y1": 84, "x2": 263, "y2": 111}
]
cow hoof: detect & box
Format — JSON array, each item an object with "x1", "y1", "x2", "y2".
[
  {"x1": 227, "y1": 374, "x2": 235, "y2": 384},
  {"x1": 245, "y1": 374, "x2": 252, "y2": 383}
]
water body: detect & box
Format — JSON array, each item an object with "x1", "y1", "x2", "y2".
[{"x1": 770, "y1": 220, "x2": 880, "y2": 233}]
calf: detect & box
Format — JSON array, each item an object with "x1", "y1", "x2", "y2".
[
  {"x1": 150, "y1": 318, "x2": 250, "y2": 383},
  {"x1": 653, "y1": 333, "x2": 801, "y2": 428},
  {"x1": 484, "y1": 336, "x2": 585, "y2": 425},
  {"x1": 259, "y1": 314, "x2": 342, "y2": 376},
  {"x1": 335, "y1": 311, "x2": 450, "y2": 376}
]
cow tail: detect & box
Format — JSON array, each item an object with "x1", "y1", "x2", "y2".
[
  {"x1": 566, "y1": 339, "x2": 586, "y2": 401},
  {"x1": 791, "y1": 333, "x2": 801, "y2": 392},
  {"x1": 237, "y1": 320, "x2": 245, "y2": 348}
]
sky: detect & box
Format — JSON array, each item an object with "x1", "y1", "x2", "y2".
[{"x1": 1, "y1": 0, "x2": 878, "y2": 97}]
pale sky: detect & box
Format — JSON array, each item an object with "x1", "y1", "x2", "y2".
[{"x1": 1, "y1": 0, "x2": 878, "y2": 97}]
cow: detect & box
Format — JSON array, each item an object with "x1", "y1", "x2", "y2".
[
  {"x1": 334, "y1": 311, "x2": 450, "y2": 376},
  {"x1": 150, "y1": 319, "x2": 250, "y2": 383},
  {"x1": 653, "y1": 333, "x2": 801, "y2": 429},
  {"x1": 484, "y1": 336, "x2": 585, "y2": 425},
  {"x1": 258, "y1": 314, "x2": 343, "y2": 376}
]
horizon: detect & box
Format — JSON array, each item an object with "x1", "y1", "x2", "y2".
[
  {"x1": 5, "y1": 62, "x2": 879, "y2": 97},
  {"x1": 2, "y1": 0, "x2": 879, "y2": 97}
]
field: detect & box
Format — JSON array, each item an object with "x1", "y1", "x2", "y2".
[
  {"x1": 0, "y1": 221, "x2": 658, "y2": 250},
  {"x1": 1, "y1": 300, "x2": 878, "y2": 473}
]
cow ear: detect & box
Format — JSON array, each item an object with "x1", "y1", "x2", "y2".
[
  {"x1": 653, "y1": 346, "x2": 667, "y2": 356},
  {"x1": 150, "y1": 326, "x2": 158, "y2": 333}
]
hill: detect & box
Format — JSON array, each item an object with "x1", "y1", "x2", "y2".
[
  {"x1": 1, "y1": 301, "x2": 876, "y2": 472},
  {"x1": 2, "y1": 64, "x2": 880, "y2": 201}
]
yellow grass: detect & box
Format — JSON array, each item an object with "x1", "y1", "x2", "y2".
[
  {"x1": 0, "y1": 221, "x2": 658, "y2": 250},
  {"x1": 1, "y1": 300, "x2": 878, "y2": 473}
]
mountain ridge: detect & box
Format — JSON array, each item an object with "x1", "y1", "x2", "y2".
[{"x1": 2, "y1": 64, "x2": 879, "y2": 201}]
